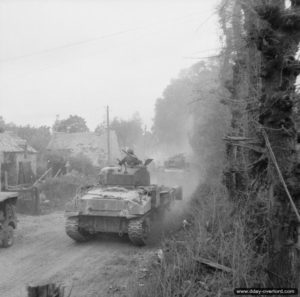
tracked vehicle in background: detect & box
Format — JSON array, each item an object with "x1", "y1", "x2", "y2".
[
  {"x1": 0, "y1": 192, "x2": 18, "y2": 247},
  {"x1": 164, "y1": 153, "x2": 190, "y2": 171},
  {"x1": 65, "y1": 159, "x2": 182, "y2": 246},
  {"x1": 155, "y1": 153, "x2": 191, "y2": 186}
]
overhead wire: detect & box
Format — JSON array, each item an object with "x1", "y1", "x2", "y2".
[
  {"x1": 183, "y1": 54, "x2": 221, "y2": 60},
  {"x1": 0, "y1": 4, "x2": 223, "y2": 128},
  {"x1": 0, "y1": 8, "x2": 219, "y2": 83},
  {"x1": 195, "y1": 9, "x2": 219, "y2": 33},
  {"x1": 0, "y1": 4, "x2": 224, "y2": 86},
  {"x1": 194, "y1": 0, "x2": 229, "y2": 33},
  {"x1": 0, "y1": 28, "x2": 144, "y2": 63},
  {"x1": 188, "y1": 1, "x2": 228, "y2": 60},
  {"x1": 0, "y1": 9, "x2": 212, "y2": 64}
]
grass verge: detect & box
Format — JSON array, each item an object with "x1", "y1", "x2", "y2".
[{"x1": 128, "y1": 179, "x2": 265, "y2": 297}]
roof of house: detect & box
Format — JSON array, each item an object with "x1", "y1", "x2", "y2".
[
  {"x1": 0, "y1": 132, "x2": 37, "y2": 153},
  {"x1": 47, "y1": 132, "x2": 120, "y2": 165}
]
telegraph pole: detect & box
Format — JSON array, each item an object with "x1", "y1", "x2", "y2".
[
  {"x1": 107, "y1": 105, "x2": 111, "y2": 165},
  {"x1": 0, "y1": 160, "x2": 2, "y2": 191}
]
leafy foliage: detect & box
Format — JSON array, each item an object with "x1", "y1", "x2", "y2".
[
  {"x1": 110, "y1": 113, "x2": 143, "y2": 148},
  {"x1": 189, "y1": 61, "x2": 229, "y2": 176},
  {"x1": 218, "y1": 0, "x2": 300, "y2": 288},
  {"x1": 45, "y1": 150, "x2": 97, "y2": 177},
  {"x1": 152, "y1": 76, "x2": 192, "y2": 146},
  {"x1": 0, "y1": 116, "x2": 5, "y2": 132},
  {"x1": 52, "y1": 115, "x2": 89, "y2": 133},
  {"x1": 151, "y1": 60, "x2": 228, "y2": 171},
  {"x1": 94, "y1": 122, "x2": 106, "y2": 135},
  {"x1": 68, "y1": 153, "x2": 98, "y2": 176},
  {"x1": 11, "y1": 125, "x2": 51, "y2": 152},
  {"x1": 0, "y1": 117, "x2": 51, "y2": 153},
  {"x1": 39, "y1": 172, "x2": 97, "y2": 209},
  {"x1": 129, "y1": 61, "x2": 230, "y2": 297}
]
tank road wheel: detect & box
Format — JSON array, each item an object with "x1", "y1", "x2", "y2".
[
  {"x1": 2, "y1": 225, "x2": 14, "y2": 248},
  {"x1": 128, "y1": 218, "x2": 150, "y2": 246},
  {"x1": 65, "y1": 217, "x2": 93, "y2": 243}
]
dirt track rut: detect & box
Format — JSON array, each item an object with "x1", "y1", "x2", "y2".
[{"x1": 0, "y1": 212, "x2": 151, "y2": 297}]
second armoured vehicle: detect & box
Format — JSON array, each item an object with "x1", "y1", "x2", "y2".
[
  {"x1": 0, "y1": 192, "x2": 18, "y2": 248},
  {"x1": 163, "y1": 153, "x2": 190, "y2": 171},
  {"x1": 65, "y1": 159, "x2": 182, "y2": 246}
]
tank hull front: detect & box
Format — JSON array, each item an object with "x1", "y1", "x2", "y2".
[{"x1": 76, "y1": 215, "x2": 129, "y2": 234}]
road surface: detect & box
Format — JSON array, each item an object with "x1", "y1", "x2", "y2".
[{"x1": 0, "y1": 212, "x2": 152, "y2": 297}]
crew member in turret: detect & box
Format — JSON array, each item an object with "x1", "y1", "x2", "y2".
[{"x1": 119, "y1": 148, "x2": 142, "y2": 168}]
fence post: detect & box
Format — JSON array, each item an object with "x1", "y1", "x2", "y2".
[
  {"x1": 4, "y1": 171, "x2": 8, "y2": 190},
  {"x1": 33, "y1": 187, "x2": 40, "y2": 215}
]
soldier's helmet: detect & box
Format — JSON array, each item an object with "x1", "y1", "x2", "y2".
[{"x1": 127, "y1": 148, "x2": 134, "y2": 155}]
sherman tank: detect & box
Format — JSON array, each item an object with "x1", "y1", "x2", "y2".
[
  {"x1": 164, "y1": 153, "x2": 190, "y2": 171},
  {"x1": 0, "y1": 192, "x2": 18, "y2": 247},
  {"x1": 65, "y1": 159, "x2": 182, "y2": 246},
  {"x1": 155, "y1": 153, "x2": 191, "y2": 186}
]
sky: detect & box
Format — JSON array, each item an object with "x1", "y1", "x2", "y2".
[{"x1": 0, "y1": 0, "x2": 221, "y2": 131}]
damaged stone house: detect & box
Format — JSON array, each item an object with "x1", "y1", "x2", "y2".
[
  {"x1": 46, "y1": 132, "x2": 120, "y2": 173},
  {"x1": 0, "y1": 132, "x2": 37, "y2": 189}
]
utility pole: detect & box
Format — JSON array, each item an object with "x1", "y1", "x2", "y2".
[
  {"x1": 107, "y1": 105, "x2": 111, "y2": 165},
  {"x1": 0, "y1": 160, "x2": 2, "y2": 191}
]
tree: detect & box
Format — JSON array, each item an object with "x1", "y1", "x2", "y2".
[
  {"x1": 152, "y1": 77, "x2": 191, "y2": 146},
  {"x1": 220, "y1": 0, "x2": 300, "y2": 287},
  {"x1": 14, "y1": 125, "x2": 51, "y2": 153},
  {"x1": 0, "y1": 117, "x2": 51, "y2": 153},
  {"x1": 110, "y1": 113, "x2": 143, "y2": 148},
  {"x1": 94, "y1": 122, "x2": 106, "y2": 135},
  {"x1": 53, "y1": 115, "x2": 89, "y2": 133},
  {"x1": 0, "y1": 116, "x2": 5, "y2": 132},
  {"x1": 253, "y1": 0, "x2": 300, "y2": 287},
  {"x1": 152, "y1": 60, "x2": 222, "y2": 153},
  {"x1": 188, "y1": 61, "x2": 229, "y2": 175}
]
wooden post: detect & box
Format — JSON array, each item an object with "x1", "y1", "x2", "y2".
[
  {"x1": 4, "y1": 171, "x2": 8, "y2": 190},
  {"x1": 107, "y1": 105, "x2": 111, "y2": 165},
  {"x1": 33, "y1": 187, "x2": 40, "y2": 215},
  {"x1": 32, "y1": 167, "x2": 52, "y2": 187},
  {"x1": 0, "y1": 159, "x2": 2, "y2": 191},
  {"x1": 54, "y1": 168, "x2": 62, "y2": 178}
]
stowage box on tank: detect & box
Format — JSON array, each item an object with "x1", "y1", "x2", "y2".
[{"x1": 65, "y1": 160, "x2": 182, "y2": 246}]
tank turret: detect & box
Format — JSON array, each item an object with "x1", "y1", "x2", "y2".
[{"x1": 99, "y1": 166, "x2": 150, "y2": 187}]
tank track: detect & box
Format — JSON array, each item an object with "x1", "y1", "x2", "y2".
[
  {"x1": 128, "y1": 218, "x2": 149, "y2": 246},
  {"x1": 65, "y1": 217, "x2": 91, "y2": 242}
]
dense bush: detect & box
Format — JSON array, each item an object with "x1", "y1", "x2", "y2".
[
  {"x1": 38, "y1": 172, "x2": 98, "y2": 209},
  {"x1": 126, "y1": 57, "x2": 232, "y2": 296},
  {"x1": 69, "y1": 153, "x2": 98, "y2": 177},
  {"x1": 129, "y1": 180, "x2": 260, "y2": 297},
  {"x1": 44, "y1": 151, "x2": 98, "y2": 177}
]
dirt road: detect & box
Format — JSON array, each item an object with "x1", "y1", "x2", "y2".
[{"x1": 0, "y1": 212, "x2": 153, "y2": 297}]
